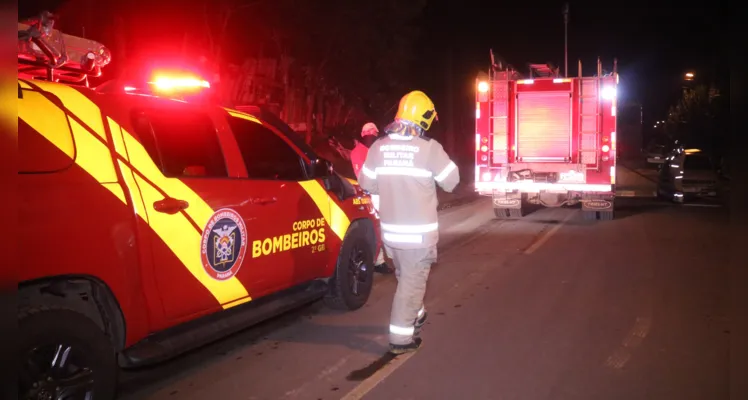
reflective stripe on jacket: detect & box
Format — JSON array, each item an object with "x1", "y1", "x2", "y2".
[{"x1": 358, "y1": 133, "x2": 459, "y2": 249}]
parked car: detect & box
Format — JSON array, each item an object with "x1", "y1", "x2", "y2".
[{"x1": 656, "y1": 148, "x2": 719, "y2": 203}]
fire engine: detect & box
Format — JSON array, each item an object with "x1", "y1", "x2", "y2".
[
  {"x1": 474, "y1": 54, "x2": 619, "y2": 220},
  {"x1": 17, "y1": 12, "x2": 381, "y2": 399}
]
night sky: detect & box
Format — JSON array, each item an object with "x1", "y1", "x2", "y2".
[
  {"x1": 415, "y1": 0, "x2": 726, "y2": 125},
  {"x1": 20, "y1": 0, "x2": 727, "y2": 125}
]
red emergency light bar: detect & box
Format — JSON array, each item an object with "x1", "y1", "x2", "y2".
[
  {"x1": 110, "y1": 72, "x2": 212, "y2": 101},
  {"x1": 148, "y1": 75, "x2": 210, "y2": 91}
]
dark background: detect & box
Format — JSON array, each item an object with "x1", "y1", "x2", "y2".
[{"x1": 19, "y1": 0, "x2": 728, "y2": 150}]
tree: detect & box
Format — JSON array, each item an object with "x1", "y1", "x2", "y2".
[
  {"x1": 665, "y1": 84, "x2": 724, "y2": 154},
  {"x1": 263, "y1": 0, "x2": 428, "y2": 143}
]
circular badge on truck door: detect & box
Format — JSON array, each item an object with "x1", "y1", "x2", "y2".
[{"x1": 201, "y1": 208, "x2": 248, "y2": 281}]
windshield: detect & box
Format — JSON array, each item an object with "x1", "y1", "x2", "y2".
[
  {"x1": 684, "y1": 155, "x2": 712, "y2": 171},
  {"x1": 249, "y1": 107, "x2": 318, "y2": 161}
]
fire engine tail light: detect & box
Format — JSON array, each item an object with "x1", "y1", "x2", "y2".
[
  {"x1": 602, "y1": 144, "x2": 610, "y2": 153},
  {"x1": 480, "y1": 145, "x2": 489, "y2": 152}
]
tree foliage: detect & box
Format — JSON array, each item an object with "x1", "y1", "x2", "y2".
[{"x1": 665, "y1": 84, "x2": 726, "y2": 154}]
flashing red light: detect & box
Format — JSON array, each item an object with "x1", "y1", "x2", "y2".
[{"x1": 148, "y1": 75, "x2": 210, "y2": 91}]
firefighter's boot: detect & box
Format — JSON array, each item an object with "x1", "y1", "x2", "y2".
[
  {"x1": 373, "y1": 247, "x2": 394, "y2": 274},
  {"x1": 389, "y1": 337, "x2": 422, "y2": 355},
  {"x1": 414, "y1": 309, "x2": 428, "y2": 337}
]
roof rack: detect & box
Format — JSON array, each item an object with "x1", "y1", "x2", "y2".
[{"x1": 18, "y1": 11, "x2": 111, "y2": 87}]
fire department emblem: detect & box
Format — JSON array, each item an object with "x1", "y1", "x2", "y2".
[{"x1": 201, "y1": 208, "x2": 248, "y2": 281}]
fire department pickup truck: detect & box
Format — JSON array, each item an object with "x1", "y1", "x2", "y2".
[
  {"x1": 17, "y1": 17, "x2": 381, "y2": 399},
  {"x1": 474, "y1": 54, "x2": 618, "y2": 220}
]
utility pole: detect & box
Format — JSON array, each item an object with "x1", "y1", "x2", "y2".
[
  {"x1": 445, "y1": 41, "x2": 455, "y2": 156},
  {"x1": 563, "y1": 3, "x2": 569, "y2": 77}
]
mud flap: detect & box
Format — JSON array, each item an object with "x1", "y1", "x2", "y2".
[
  {"x1": 581, "y1": 197, "x2": 615, "y2": 221},
  {"x1": 493, "y1": 192, "x2": 525, "y2": 218}
]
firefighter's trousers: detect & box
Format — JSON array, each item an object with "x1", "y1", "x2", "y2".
[{"x1": 386, "y1": 245, "x2": 437, "y2": 345}]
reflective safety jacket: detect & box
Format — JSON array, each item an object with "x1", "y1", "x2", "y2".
[{"x1": 358, "y1": 133, "x2": 459, "y2": 249}]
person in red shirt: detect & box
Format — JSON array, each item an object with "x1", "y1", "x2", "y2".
[{"x1": 351, "y1": 122, "x2": 393, "y2": 274}]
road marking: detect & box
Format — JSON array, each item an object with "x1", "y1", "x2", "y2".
[
  {"x1": 523, "y1": 211, "x2": 576, "y2": 255},
  {"x1": 340, "y1": 351, "x2": 418, "y2": 400},
  {"x1": 283, "y1": 356, "x2": 352, "y2": 398},
  {"x1": 604, "y1": 316, "x2": 652, "y2": 369},
  {"x1": 683, "y1": 203, "x2": 722, "y2": 208}
]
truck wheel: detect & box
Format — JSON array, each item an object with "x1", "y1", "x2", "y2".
[
  {"x1": 19, "y1": 307, "x2": 117, "y2": 400},
  {"x1": 324, "y1": 223, "x2": 376, "y2": 311}
]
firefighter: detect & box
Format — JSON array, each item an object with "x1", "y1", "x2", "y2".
[
  {"x1": 351, "y1": 122, "x2": 393, "y2": 274},
  {"x1": 351, "y1": 122, "x2": 379, "y2": 179},
  {"x1": 358, "y1": 90, "x2": 460, "y2": 354}
]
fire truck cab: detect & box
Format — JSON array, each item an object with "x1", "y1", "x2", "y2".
[
  {"x1": 475, "y1": 56, "x2": 618, "y2": 220},
  {"x1": 17, "y1": 14, "x2": 381, "y2": 399}
]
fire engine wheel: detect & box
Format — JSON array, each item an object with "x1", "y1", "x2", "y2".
[
  {"x1": 18, "y1": 307, "x2": 117, "y2": 400},
  {"x1": 324, "y1": 224, "x2": 376, "y2": 311}
]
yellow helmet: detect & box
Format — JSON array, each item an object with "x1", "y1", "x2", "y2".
[{"x1": 395, "y1": 90, "x2": 437, "y2": 131}]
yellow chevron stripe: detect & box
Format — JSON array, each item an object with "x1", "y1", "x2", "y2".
[
  {"x1": 18, "y1": 89, "x2": 125, "y2": 203},
  {"x1": 20, "y1": 81, "x2": 249, "y2": 309},
  {"x1": 31, "y1": 81, "x2": 107, "y2": 141},
  {"x1": 298, "y1": 180, "x2": 351, "y2": 241},
  {"x1": 226, "y1": 110, "x2": 261, "y2": 123},
  {"x1": 225, "y1": 109, "x2": 352, "y2": 240},
  {"x1": 106, "y1": 118, "x2": 250, "y2": 308}
]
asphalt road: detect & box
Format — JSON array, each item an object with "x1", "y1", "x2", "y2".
[{"x1": 118, "y1": 166, "x2": 730, "y2": 400}]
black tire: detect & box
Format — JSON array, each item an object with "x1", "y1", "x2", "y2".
[
  {"x1": 18, "y1": 308, "x2": 117, "y2": 400},
  {"x1": 324, "y1": 223, "x2": 376, "y2": 311}
]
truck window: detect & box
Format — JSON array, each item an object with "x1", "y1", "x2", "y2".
[
  {"x1": 18, "y1": 89, "x2": 76, "y2": 173},
  {"x1": 226, "y1": 116, "x2": 306, "y2": 181},
  {"x1": 131, "y1": 109, "x2": 228, "y2": 178}
]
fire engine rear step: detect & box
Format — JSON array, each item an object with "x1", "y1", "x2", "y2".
[{"x1": 119, "y1": 279, "x2": 329, "y2": 369}]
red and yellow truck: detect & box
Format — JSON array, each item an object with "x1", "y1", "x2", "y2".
[{"x1": 17, "y1": 16, "x2": 381, "y2": 399}]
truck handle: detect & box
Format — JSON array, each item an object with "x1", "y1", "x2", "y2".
[
  {"x1": 250, "y1": 197, "x2": 278, "y2": 205},
  {"x1": 153, "y1": 198, "x2": 190, "y2": 214}
]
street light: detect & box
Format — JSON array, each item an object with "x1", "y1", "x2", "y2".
[{"x1": 684, "y1": 72, "x2": 695, "y2": 81}]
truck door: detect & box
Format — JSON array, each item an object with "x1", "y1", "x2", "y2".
[
  {"x1": 125, "y1": 106, "x2": 259, "y2": 324},
  {"x1": 221, "y1": 113, "x2": 330, "y2": 292}
]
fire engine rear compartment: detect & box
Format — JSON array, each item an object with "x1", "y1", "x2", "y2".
[{"x1": 515, "y1": 91, "x2": 572, "y2": 162}]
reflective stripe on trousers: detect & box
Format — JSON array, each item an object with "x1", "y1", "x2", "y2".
[
  {"x1": 387, "y1": 245, "x2": 437, "y2": 345},
  {"x1": 381, "y1": 222, "x2": 438, "y2": 245}
]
